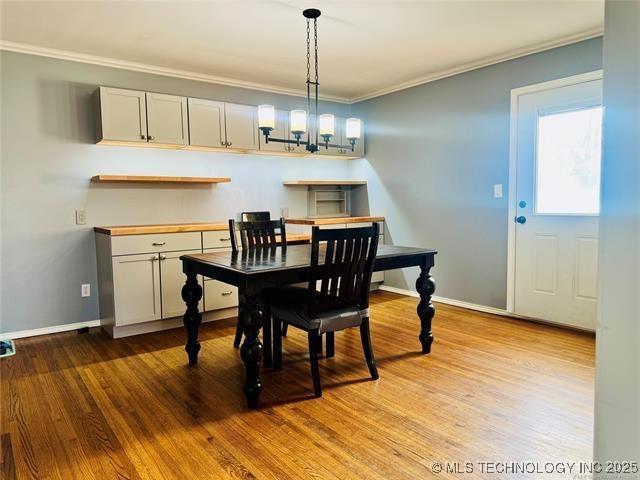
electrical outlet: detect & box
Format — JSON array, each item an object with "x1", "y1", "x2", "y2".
[
  {"x1": 280, "y1": 207, "x2": 289, "y2": 218},
  {"x1": 493, "y1": 184, "x2": 503, "y2": 198},
  {"x1": 75, "y1": 209, "x2": 87, "y2": 225},
  {"x1": 81, "y1": 284, "x2": 91, "y2": 297}
]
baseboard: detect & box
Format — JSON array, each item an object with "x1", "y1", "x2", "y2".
[
  {"x1": 379, "y1": 285, "x2": 511, "y2": 316},
  {"x1": 377, "y1": 285, "x2": 595, "y2": 332},
  {"x1": 0, "y1": 319, "x2": 102, "y2": 341}
]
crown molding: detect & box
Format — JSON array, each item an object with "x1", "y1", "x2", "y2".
[
  {"x1": 0, "y1": 40, "x2": 351, "y2": 104},
  {"x1": 1, "y1": 28, "x2": 602, "y2": 105},
  {"x1": 349, "y1": 27, "x2": 604, "y2": 103}
]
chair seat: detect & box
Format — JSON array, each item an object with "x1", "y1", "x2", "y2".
[{"x1": 271, "y1": 293, "x2": 365, "y2": 334}]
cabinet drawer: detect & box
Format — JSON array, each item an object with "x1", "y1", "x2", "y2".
[
  {"x1": 111, "y1": 232, "x2": 201, "y2": 256},
  {"x1": 203, "y1": 230, "x2": 233, "y2": 249},
  {"x1": 204, "y1": 279, "x2": 238, "y2": 311}
]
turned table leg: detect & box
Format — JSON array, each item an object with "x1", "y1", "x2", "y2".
[
  {"x1": 416, "y1": 263, "x2": 436, "y2": 354},
  {"x1": 182, "y1": 266, "x2": 203, "y2": 365},
  {"x1": 240, "y1": 296, "x2": 264, "y2": 409}
]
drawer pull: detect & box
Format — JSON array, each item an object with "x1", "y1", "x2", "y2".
[
  {"x1": 152, "y1": 242, "x2": 166, "y2": 246},
  {"x1": 221, "y1": 291, "x2": 233, "y2": 296},
  {"x1": 219, "y1": 237, "x2": 230, "y2": 242}
]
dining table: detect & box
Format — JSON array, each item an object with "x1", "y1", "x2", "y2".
[{"x1": 180, "y1": 243, "x2": 437, "y2": 408}]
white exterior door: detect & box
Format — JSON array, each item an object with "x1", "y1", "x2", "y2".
[{"x1": 513, "y1": 76, "x2": 602, "y2": 329}]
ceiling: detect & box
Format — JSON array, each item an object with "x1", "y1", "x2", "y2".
[{"x1": 0, "y1": 0, "x2": 604, "y2": 102}]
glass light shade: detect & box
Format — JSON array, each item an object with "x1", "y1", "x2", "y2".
[
  {"x1": 345, "y1": 118, "x2": 362, "y2": 139},
  {"x1": 258, "y1": 105, "x2": 275, "y2": 129},
  {"x1": 318, "y1": 114, "x2": 335, "y2": 137},
  {"x1": 289, "y1": 110, "x2": 307, "y2": 133}
]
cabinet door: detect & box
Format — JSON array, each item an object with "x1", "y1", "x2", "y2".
[
  {"x1": 98, "y1": 87, "x2": 147, "y2": 142},
  {"x1": 259, "y1": 109, "x2": 290, "y2": 153},
  {"x1": 224, "y1": 103, "x2": 258, "y2": 150},
  {"x1": 112, "y1": 253, "x2": 161, "y2": 326},
  {"x1": 188, "y1": 98, "x2": 225, "y2": 148},
  {"x1": 146, "y1": 92, "x2": 188, "y2": 145},
  {"x1": 159, "y1": 249, "x2": 203, "y2": 319}
]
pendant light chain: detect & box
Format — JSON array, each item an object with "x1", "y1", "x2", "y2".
[
  {"x1": 306, "y1": 18, "x2": 311, "y2": 144},
  {"x1": 314, "y1": 17, "x2": 319, "y2": 146}
]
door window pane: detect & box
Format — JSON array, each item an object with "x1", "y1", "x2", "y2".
[{"x1": 535, "y1": 106, "x2": 602, "y2": 215}]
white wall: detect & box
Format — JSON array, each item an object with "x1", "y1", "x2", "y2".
[
  {"x1": 0, "y1": 51, "x2": 352, "y2": 333},
  {"x1": 594, "y1": 0, "x2": 640, "y2": 465}
]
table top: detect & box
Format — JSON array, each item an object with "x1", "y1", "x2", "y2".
[{"x1": 181, "y1": 244, "x2": 437, "y2": 275}]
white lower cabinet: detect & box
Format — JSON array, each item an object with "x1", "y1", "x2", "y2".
[
  {"x1": 112, "y1": 253, "x2": 162, "y2": 326},
  {"x1": 202, "y1": 247, "x2": 239, "y2": 311},
  {"x1": 159, "y1": 249, "x2": 203, "y2": 319},
  {"x1": 96, "y1": 231, "x2": 239, "y2": 338}
]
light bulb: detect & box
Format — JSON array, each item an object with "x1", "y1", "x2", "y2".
[
  {"x1": 290, "y1": 110, "x2": 307, "y2": 134},
  {"x1": 258, "y1": 105, "x2": 275, "y2": 130},
  {"x1": 345, "y1": 118, "x2": 361, "y2": 140},
  {"x1": 319, "y1": 114, "x2": 335, "y2": 137}
]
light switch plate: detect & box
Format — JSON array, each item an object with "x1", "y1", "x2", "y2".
[
  {"x1": 81, "y1": 284, "x2": 91, "y2": 297},
  {"x1": 280, "y1": 207, "x2": 289, "y2": 218},
  {"x1": 75, "y1": 209, "x2": 87, "y2": 225},
  {"x1": 493, "y1": 184, "x2": 503, "y2": 198}
]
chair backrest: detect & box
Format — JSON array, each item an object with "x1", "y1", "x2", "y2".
[
  {"x1": 228, "y1": 217, "x2": 287, "y2": 251},
  {"x1": 241, "y1": 211, "x2": 271, "y2": 222},
  {"x1": 307, "y1": 223, "x2": 380, "y2": 317}
]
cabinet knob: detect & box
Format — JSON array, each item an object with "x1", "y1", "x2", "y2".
[
  {"x1": 140, "y1": 135, "x2": 146, "y2": 140},
  {"x1": 160, "y1": 254, "x2": 167, "y2": 260},
  {"x1": 147, "y1": 135, "x2": 155, "y2": 141},
  {"x1": 221, "y1": 291, "x2": 233, "y2": 296},
  {"x1": 150, "y1": 255, "x2": 159, "y2": 261},
  {"x1": 227, "y1": 141, "x2": 232, "y2": 147}
]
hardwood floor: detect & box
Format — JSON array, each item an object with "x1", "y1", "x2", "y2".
[{"x1": 0, "y1": 291, "x2": 595, "y2": 479}]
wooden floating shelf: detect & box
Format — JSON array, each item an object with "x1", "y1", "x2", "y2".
[
  {"x1": 283, "y1": 180, "x2": 367, "y2": 186},
  {"x1": 91, "y1": 175, "x2": 231, "y2": 184}
]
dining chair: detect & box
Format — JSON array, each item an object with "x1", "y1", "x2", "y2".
[
  {"x1": 228, "y1": 216, "x2": 287, "y2": 348},
  {"x1": 270, "y1": 223, "x2": 380, "y2": 397}
]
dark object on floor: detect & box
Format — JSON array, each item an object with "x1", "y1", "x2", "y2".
[
  {"x1": 77, "y1": 327, "x2": 90, "y2": 334},
  {"x1": 271, "y1": 223, "x2": 380, "y2": 397},
  {"x1": 0, "y1": 340, "x2": 16, "y2": 358}
]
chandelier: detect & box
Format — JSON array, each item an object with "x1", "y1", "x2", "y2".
[{"x1": 258, "y1": 8, "x2": 362, "y2": 153}]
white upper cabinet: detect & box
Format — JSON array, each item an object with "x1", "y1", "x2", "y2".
[
  {"x1": 187, "y1": 98, "x2": 225, "y2": 148},
  {"x1": 95, "y1": 87, "x2": 147, "y2": 143},
  {"x1": 224, "y1": 103, "x2": 258, "y2": 150},
  {"x1": 146, "y1": 92, "x2": 188, "y2": 145}
]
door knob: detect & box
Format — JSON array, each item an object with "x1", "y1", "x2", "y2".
[{"x1": 515, "y1": 216, "x2": 527, "y2": 224}]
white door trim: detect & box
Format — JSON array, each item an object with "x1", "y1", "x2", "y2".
[{"x1": 506, "y1": 70, "x2": 603, "y2": 313}]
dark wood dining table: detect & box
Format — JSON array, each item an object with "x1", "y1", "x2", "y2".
[{"x1": 180, "y1": 243, "x2": 437, "y2": 408}]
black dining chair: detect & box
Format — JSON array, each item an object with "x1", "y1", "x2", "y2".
[
  {"x1": 270, "y1": 223, "x2": 380, "y2": 397},
  {"x1": 228, "y1": 216, "x2": 287, "y2": 349}
]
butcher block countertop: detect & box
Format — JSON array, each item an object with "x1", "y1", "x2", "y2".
[
  {"x1": 94, "y1": 222, "x2": 229, "y2": 236},
  {"x1": 285, "y1": 216, "x2": 384, "y2": 226},
  {"x1": 94, "y1": 222, "x2": 311, "y2": 244}
]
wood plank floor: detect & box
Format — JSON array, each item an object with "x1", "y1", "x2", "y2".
[{"x1": 0, "y1": 291, "x2": 595, "y2": 479}]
